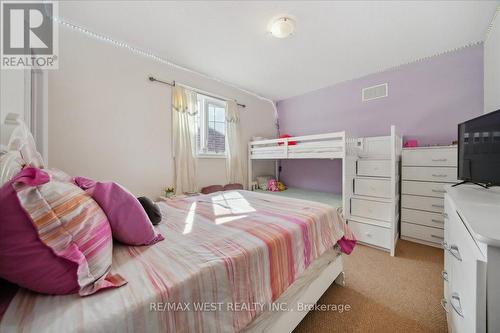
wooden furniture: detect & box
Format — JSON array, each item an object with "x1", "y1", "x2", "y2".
[
  {"x1": 401, "y1": 146, "x2": 457, "y2": 247},
  {"x1": 348, "y1": 126, "x2": 402, "y2": 256},
  {"x1": 443, "y1": 185, "x2": 500, "y2": 333}
]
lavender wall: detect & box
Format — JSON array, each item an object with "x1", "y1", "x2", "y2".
[{"x1": 277, "y1": 45, "x2": 484, "y2": 193}]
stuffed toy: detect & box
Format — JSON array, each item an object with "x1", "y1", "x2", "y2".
[
  {"x1": 257, "y1": 175, "x2": 272, "y2": 190},
  {"x1": 277, "y1": 181, "x2": 287, "y2": 191},
  {"x1": 267, "y1": 179, "x2": 280, "y2": 192}
]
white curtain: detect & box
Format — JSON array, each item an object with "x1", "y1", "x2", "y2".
[
  {"x1": 225, "y1": 101, "x2": 245, "y2": 185},
  {"x1": 172, "y1": 86, "x2": 198, "y2": 194}
]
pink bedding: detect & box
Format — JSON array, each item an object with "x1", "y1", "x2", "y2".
[{"x1": 0, "y1": 190, "x2": 355, "y2": 333}]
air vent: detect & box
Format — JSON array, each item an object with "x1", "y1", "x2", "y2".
[{"x1": 362, "y1": 83, "x2": 388, "y2": 102}]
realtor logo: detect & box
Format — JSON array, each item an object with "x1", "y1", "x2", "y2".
[{"x1": 1, "y1": 1, "x2": 58, "y2": 69}]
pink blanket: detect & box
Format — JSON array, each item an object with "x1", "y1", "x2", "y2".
[{"x1": 0, "y1": 190, "x2": 355, "y2": 333}]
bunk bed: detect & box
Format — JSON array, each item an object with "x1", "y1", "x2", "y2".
[
  {"x1": 248, "y1": 126, "x2": 402, "y2": 256},
  {"x1": 248, "y1": 131, "x2": 358, "y2": 217}
]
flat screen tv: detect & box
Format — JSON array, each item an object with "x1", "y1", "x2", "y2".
[{"x1": 457, "y1": 109, "x2": 500, "y2": 187}]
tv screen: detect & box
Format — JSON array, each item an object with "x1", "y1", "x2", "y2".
[{"x1": 458, "y1": 109, "x2": 500, "y2": 186}]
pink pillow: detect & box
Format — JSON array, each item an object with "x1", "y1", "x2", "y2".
[
  {"x1": 201, "y1": 184, "x2": 224, "y2": 194},
  {"x1": 224, "y1": 183, "x2": 243, "y2": 191},
  {"x1": 0, "y1": 168, "x2": 126, "y2": 296},
  {"x1": 74, "y1": 177, "x2": 164, "y2": 246}
]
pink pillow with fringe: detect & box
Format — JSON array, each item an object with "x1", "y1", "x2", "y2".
[
  {"x1": 74, "y1": 177, "x2": 164, "y2": 246},
  {"x1": 0, "y1": 167, "x2": 126, "y2": 296}
]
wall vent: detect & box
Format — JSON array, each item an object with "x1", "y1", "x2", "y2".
[{"x1": 362, "y1": 83, "x2": 388, "y2": 102}]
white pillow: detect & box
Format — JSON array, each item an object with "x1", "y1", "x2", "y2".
[
  {"x1": 0, "y1": 151, "x2": 23, "y2": 187},
  {"x1": 7, "y1": 121, "x2": 44, "y2": 168}
]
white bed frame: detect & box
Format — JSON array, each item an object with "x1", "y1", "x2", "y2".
[{"x1": 246, "y1": 255, "x2": 345, "y2": 333}]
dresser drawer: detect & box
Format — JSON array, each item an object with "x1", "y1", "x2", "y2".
[
  {"x1": 354, "y1": 177, "x2": 391, "y2": 198},
  {"x1": 401, "y1": 208, "x2": 444, "y2": 229},
  {"x1": 445, "y1": 206, "x2": 486, "y2": 333},
  {"x1": 348, "y1": 220, "x2": 391, "y2": 249},
  {"x1": 402, "y1": 166, "x2": 457, "y2": 183},
  {"x1": 402, "y1": 148, "x2": 457, "y2": 167},
  {"x1": 401, "y1": 194, "x2": 445, "y2": 213},
  {"x1": 357, "y1": 160, "x2": 391, "y2": 178},
  {"x1": 351, "y1": 198, "x2": 392, "y2": 221},
  {"x1": 401, "y1": 181, "x2": 448, "y2": 198},
  {"x1": 401, "y1": 222, "x2": 444, "y2": 244}
]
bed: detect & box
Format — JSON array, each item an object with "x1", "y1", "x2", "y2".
[
  {"x1": 0, "y1": 190, "x2": 355, "y2": 333},
  {"x1": 248, "y1": 131, "x2": 358, "y2": 222}
]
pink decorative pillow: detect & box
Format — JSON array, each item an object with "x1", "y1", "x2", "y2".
[
  {"x1": 201, "y1": 184, "x2": 224, "y2": 194},
  {"x1": 224, "y1": 183, "x2": 243, "y2": 191},
  {"x1": 74, "y1": 177, "x2": 164, "y2": 246},
  {"x1": 0, "y1": 167, "x2": 126, "y2": 296}
]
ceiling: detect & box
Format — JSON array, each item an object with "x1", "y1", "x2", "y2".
[{"x1": 58, "y1": 1, "x2": 500, "y2": 101}]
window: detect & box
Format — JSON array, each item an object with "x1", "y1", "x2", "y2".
[{"x1": 196, "y1": 95, "x2": 226, "y2": 157}]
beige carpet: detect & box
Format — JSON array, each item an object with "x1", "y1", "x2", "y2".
[{"x1": 294, "y1": 240, "x2": 447, "y2": 333}]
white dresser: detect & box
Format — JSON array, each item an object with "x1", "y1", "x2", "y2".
[
  {"x1": 348, "y1": 126, "x2": 402, "y2": 256},
  {"x1": 401, "y1": 146, "x2": 457, "y2": 247},
  {"x1": 443, "y1": 185, "x2": 500, "y2": 333}
]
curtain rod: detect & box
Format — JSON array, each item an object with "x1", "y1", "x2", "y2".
[{"x1": 148, "y1": 76, "x2": 246, "y2": 108}]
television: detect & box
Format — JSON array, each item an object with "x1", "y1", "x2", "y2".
[{"x1": 457, "y1": 109, "x2": 500, "y2": 187}]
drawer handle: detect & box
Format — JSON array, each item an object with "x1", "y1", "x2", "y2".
[
  {"x1": 442, "y1": 240, "x2": 450, "y2": 250},
  {"x1": 441, "y1": 270, "x2": 448, "y2": 282},
  {"x1": 432, "y1": 204, "x2": 444, "y2": 208},
  {"x1": 440, "y1": 298, "x2": 449, "y2": 313},
  {"x1": 451, "y1": 293, "x2": 464, "y2": 318},
  {"x1": 448, "y1": 244, "x2": 462, "y2": 262},
  {"x1": 432, "y1": 158, "x2": 448, "y2": 162},
  {"x1": 431, "y1": 234, "x2": 444, "y2": 240},
  {"x1": 431, "y1": 219, "x2": 444, "y2": 224},
  {"x1": 432, "y1": 189, "x2": 446, "y2": 193},
  {"x1": 432, "y1": 174, "x2": 448, "y2": 178}
]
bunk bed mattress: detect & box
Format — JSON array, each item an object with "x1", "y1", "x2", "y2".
[
  {"x1": 0, "y1": 190, "x2": 354, "y2": 333},
  {"x1": 255, "y1": 188, "x2": 342, "y2": 208}
]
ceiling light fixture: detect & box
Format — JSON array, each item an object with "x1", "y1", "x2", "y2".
[{"x1": 269, "y1": 17, "x2": 295, "y2": 39}]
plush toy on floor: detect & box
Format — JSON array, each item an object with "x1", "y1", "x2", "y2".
[
  {"x1": 267, "y1": 179, "x2": 279, "y2": 192},
  {"x1": 277, "y1": 181, "x2": 286, "y2": 191},
  {"x1": 267, "y1": 179, "x2": 287, "y2": 192}
]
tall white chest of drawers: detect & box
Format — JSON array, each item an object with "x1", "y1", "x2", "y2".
[
  {"x1": 401, "y1": 146, "x2": 458, "y2": 247},
  {"x1": 348, "y1": 126, "x2": 402, "y2": 256}
]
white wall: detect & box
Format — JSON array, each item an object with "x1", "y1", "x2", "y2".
[
  {"x1": 48, "y1": 27, "x2": 276, "y2": 198},
  {"x1": 0, "y1": 70, "x2": 26, "y2": 123},
  {"x1": 0, "y1": 70, "x2": 31, "y2": 147},
  {"x1": 485, "y1": 9, "x2": 500, "y2": 113}
]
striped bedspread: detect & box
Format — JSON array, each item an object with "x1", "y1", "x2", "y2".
[{"x1": 0, "y1": 190, "x2": 354, "y2": 333}]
